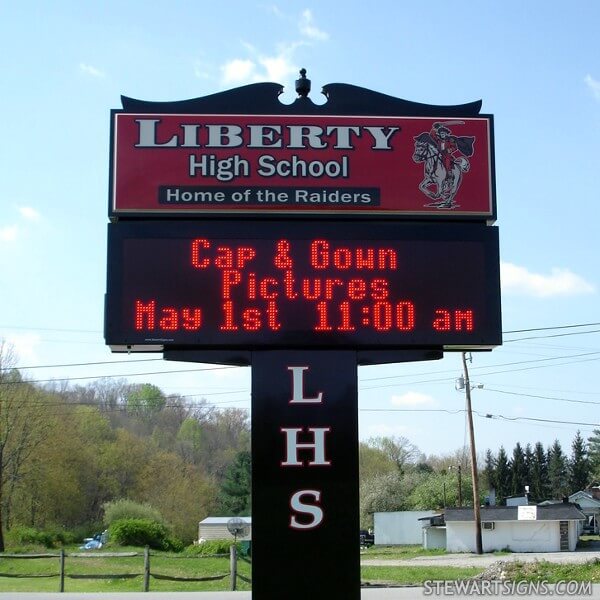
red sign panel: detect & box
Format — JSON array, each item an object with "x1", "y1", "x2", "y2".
[{"x1": 110, "y1": 113, "x2": 494, "y2": 219}]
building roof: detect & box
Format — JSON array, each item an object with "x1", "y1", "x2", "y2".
[
  {"x1": 199, "y1": 517, "x2": 252, "y2": 525},
  {"x1": 445, "y1": 503, "x2": 585, "y2": 522},
  {"x1": 569, "y1": 491, "x2": 600, "y2": 507}
]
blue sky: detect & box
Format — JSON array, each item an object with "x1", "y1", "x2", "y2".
[{"x1": 1, "y1": 1, "x2": 599, "y2": 460}]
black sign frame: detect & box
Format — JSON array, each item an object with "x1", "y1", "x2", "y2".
[{"x1": 104, "y1": 220, "x2": 502, "y2": 352}]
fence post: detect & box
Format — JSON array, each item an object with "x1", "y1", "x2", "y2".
[
  {"x1": 230, "y1": 544, "x2": 237, "y2": 591},
  {"x1": 59, "y1": 549, "x2": 65, "y2": 592},
  {"x1": 143, "y1": 546, "x2": 150, "y2": 592}
]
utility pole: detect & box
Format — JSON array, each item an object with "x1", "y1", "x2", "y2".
[{"x1": 461, "y1": 351, "x2": 483, "y2": 554}]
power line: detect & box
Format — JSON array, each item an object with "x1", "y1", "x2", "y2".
[
  {"x1": 360, "y1": 353, "x2": 600, "y2": 390},
  {"x1": 5, "y1": 350, "x2": 598, "y2": 390},
  {"x1": 361, "y1": 351, "x2": 600, "y2": 383},
  {"x1": 505, "y1": 329, "x2": 600, "y2": 343},
  {"x1": 482, "y1": 411, "x2": 600, "y2": 428},
  {"x1": 3, "y1": 321, "x2": 599, "y2": 373},
  {"x1": 360, "y1": 407, "x2": 600, "y2": 428},
  {"x1": 7, "y1": 358, "x2": 162, "y2": 371},
  {"x1": 503, "y1": 322, "x2": 600, "y2": 334},
  {"x1": 0, "y1": 325, "x2": 100, "y2": 334},
  {"x1": 481, "y1": 387, "x2": 600, "y2": 406},
  {"x1": 0, "y1": 365, "x2": 237, "y2": 385}
]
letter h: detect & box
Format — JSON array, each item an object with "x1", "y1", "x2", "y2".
[{"x1": 281, "y1": 427, "x2": 331, "y2": 467}]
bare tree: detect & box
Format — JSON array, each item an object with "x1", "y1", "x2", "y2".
[
  {"x1": 365, "y1": 436, "x2": 421, "y2": 474},
  {"x1": 0, "y1": 341, "x2": 50, "y2": 550}
]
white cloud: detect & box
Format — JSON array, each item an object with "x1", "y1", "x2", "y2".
[
  {"x1": 6, "y1": 333, "x2": 41, "y2": 364},
  {"x1": 299, "y1": 9, "x2": 329, "y2": 41},
  {"x1": 501, "y1": 261, "x2": 595, "y2": 297},
  {"x1": 19, "y1": 206, "x2": 41, "y2": 221},
  {"x1": 259, "y1": 55, "x2": 298, "y2": 82},
  {"x1": 218, "y1": 9, "x2": 326, "y2": 87},
  {"x1": 584, "y1": 74, "x2": 600, "y2": 101},
  {"x1": 263, "y1": 4, "x2": 285, "y2": 19},
  {"x1": 221, "y1": 59, "x2": 257, "y2": 85},
  {"x1": 80, "y1": 63, "x2": 105, "y2": 78},
  {"x1": 0, "y1": 225, "x2": 19, "y2": 242},
  {"x1": 391, "y1": 391, "x2": 437, "y2": 407},
  {"x1": 362, "y1": 423, "x2": 413, "y2": 438}
]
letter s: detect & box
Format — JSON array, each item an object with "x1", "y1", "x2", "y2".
[{"x1": 289, "y1": 490, "x2": 323, "y2": 530}]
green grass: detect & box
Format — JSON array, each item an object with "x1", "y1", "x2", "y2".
[
  {"x1": 361, "y1": 566, "x2": 481, "y2": 585},
  {"x1": 360, "y1": 544, "x2": 446, "y2": 559},
  {"x1": 2, "y1": 543, "x2": 599, "y2": 591},
  {"x1": 0, "y1": 545, "x2": 251, "y2": 593},
  {"x1": 504, "y1": 559, "x2": 600, "y2": 584}
]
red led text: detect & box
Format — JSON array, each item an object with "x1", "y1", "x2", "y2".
[{"x1": 135, "y1": 300, "x2": 202, "y2": 332}]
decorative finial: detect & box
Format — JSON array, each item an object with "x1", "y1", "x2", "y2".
[{"x1": 295, "y1": 68, "x2": 311, "y2": 98}]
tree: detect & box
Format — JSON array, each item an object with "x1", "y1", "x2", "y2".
[
  {"x1": 589, "y1": 429, "x2": 600, "y2": 484},
  {"x1": 364, "y1": 436, "x2": 420, "y2": 474},
  {"x1": 216, "y1": 450, "x2": 252, "y2": 516},
  {"x1": 176, "y1": 417, "x2": 204, "y2": 465},
  {"x1": 133, "y1": 449, "x2": 217, "y2": 543},
  {"x1": 524, "y1": 443, "x2": 534, "y2": 488},
  {"x1": 196, "y1": 409, "x2": 250, "y2": 479},
  {"x1": 360, "y1": 472, "x2": 411, "y2": 528},
  {"x1": 482, "y1": 449, "x2": 496, "y2": 497},
  {"x1": 569, "y1": 431, "x2": 589, "y2": 493},
  {"x1": 494, "y1": 446, "x2": 510, "y2": 505},
  {"x1": 529, "y1": 441, "x2": 549, "y2": 502},
  {"x1": 126, "y1": 383, "x2": 166, "y2": 420},
  {"x1": 408, "y1": 471, "x2": 473, "y2": 510},
  {"x1": 547, "y1": 439, "x2": 569, "y2": 499},
  {"x1": 359, "y1": 442, "x2": 397, "y2": 481},
  {"x1": 510, "y1": 442, "x2": 527, "y2": 497},
  {"x1": 0, "y1": 342, "x2": 50, "y2": 550}
]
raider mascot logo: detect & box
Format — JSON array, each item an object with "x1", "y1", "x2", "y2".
[{"x1": 412, "y1": 121, "x2": 475, "y2": 209}]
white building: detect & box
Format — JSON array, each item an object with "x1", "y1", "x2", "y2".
[
  {"x1": 568, "y1": 490, "x2": 600, "y2": 534},
  {"x1": 444, "y1": 504, "x2": 585, "y2": 553},
  {"x1": 374, "y1": 510, "x2": 438, "y2": 545},
  {"x1": 198, "y1": 517, "x2": 252, "y2": 542}
]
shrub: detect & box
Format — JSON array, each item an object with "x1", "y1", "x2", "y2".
[
  {"x1": 109, "y1": 518, "x2": 181, "y2": 551},
  {"x1": 6, "y1": 526, "x2": 58, "y2": 549},
  {"x1": 103, "y1": 499, "x2": 164, "y2": 527},
  {"x1": 184, "y1": 539, "x2": 239, "y2": 556}
]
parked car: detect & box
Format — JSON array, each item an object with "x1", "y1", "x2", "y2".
[{"x1": 359, "y1": 529, "x2": 374, "y2": 548}]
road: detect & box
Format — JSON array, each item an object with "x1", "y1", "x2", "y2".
[{"x1": 2, "y1": 587, "x2": 599, "y2": 600}]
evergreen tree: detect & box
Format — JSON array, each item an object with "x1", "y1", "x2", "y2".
[
  {"x1": 547, "y1": 439, "x2": 569, "y2": 499},
  {"x1": 587, "y1": 429, "x2": 600, "y2": 484},
  {"x1": 510, "y1": 442, "x2": 527, "y2": 497},
  {"x1": 494, "y1": 446, "x2": 511, "y2": 505},
  {"x1": 569, "y1": 430, "x2": 589, "y2": 493},
  {"x1": 216, "y1": 450, "x2": 252, "y2": 515},
  {"x1": 524, "y1": 443, "x2": 534, "y2": 489},
  {"x1": 483, "y1": 449, "x2": 496, "y2": 495},
  {"x1": 529, "y1": 441, "x2": 549, "y2": 502}
]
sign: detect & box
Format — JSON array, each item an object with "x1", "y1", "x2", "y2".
[
  {"x1": 104, "y1": 220, "x2": 502, "y2": 351},
  {"x1": 110, "y1": 113, "x2": 494, "y2": 218},
  {"x1": 251, "y1": 351, "x2": 360, "y2": 599},
  {"x1": 518, "y1": 505, "x2": 538, "y2": 520}
]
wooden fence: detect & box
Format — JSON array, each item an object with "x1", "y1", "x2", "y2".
[{"x1": 0, "y1": 546, "x2": 251, "y2": 592}]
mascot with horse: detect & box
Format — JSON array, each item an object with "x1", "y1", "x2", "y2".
[{"x1": 412, "y1": 121, "x2": 475, "y2": 209}]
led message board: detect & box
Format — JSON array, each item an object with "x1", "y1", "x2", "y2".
[
  {"x1": 104, "y1": 221, "x2": 501, "y2": 351},
  {"x1": 110, "y1": 113, "x2": 494, "y2": 219}
]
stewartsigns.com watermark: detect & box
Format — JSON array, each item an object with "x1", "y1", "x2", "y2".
[{"x1": 423, "y1": 580, "x2": 593, "y2": 596}]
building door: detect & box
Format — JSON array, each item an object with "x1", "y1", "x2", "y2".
[{"x1": 559, "y1": 521, "x2": 569, "y2": 551}]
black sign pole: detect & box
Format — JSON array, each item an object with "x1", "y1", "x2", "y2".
[{"x1": 251, "y1": 350, "x2": 360, "y2": 599}]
